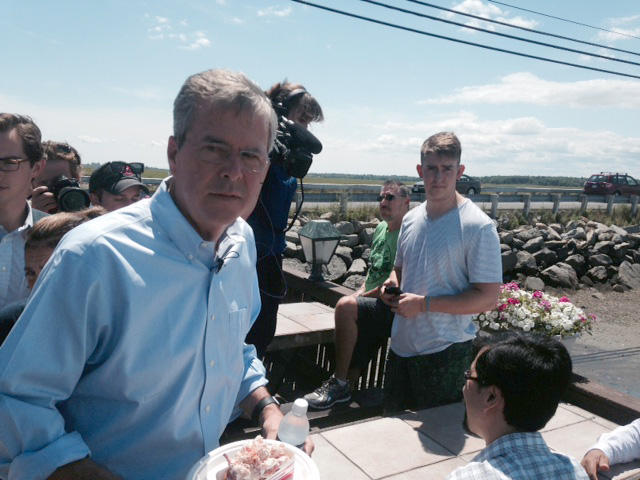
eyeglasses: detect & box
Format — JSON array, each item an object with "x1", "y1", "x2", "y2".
[
  {"x1": 108, "y1": 161, "x2": 144, "y2": 176},
  {"x1": 0, "y1": 156, "x2": 30, "y2": 172},
  {"x1": 377, "y1": 193, "x2": 397, "y2": 202},
  {"x1": 464, "y1": 370, "x2": 481, "y2": 382},
  {"x1": 201, "y1": 143, "x2": 269, "y2": 175}
]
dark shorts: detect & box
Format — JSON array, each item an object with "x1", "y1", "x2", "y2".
[
  {"x1": 350, "y1": 297, "x2": 394, "y2": 371},
  {"x1": 383, "y1": 340, "x2": 474, "y2": 414}
]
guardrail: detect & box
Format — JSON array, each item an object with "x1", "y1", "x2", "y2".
[
  {"x1": 81, "y1": 177, "x2": 638, "y2": 217},
  {"x1": 293, "y1": 183, "x2": 640, "y2": 217}
]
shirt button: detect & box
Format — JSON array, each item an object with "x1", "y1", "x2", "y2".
[
  {"x1": 209, "y1": 360, "x2": 215, "y2": 368},
  {"x1": 210, "y1": 315, "x2": 215, "y2": 321},
  {"x1": 187, "y1": 254, "x2": 194, "y2": 260},
  {"x1": 205, "y1": 405, "x2": 211, "y2": 413},
  {"x1": 1, "y1": 266, "x2": 6, "y2": 271}
]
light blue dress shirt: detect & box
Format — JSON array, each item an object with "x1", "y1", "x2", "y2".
[
  {"x1": 0, "y1": 202, "x2": 35, "y2": 310},
  {"x1": 0, "y1": 179, "x2": 268, "y2": 480}
]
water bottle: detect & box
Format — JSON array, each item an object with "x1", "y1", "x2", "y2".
[{"x1": 277, "y1": 398, "x2": 309, "y2": 448}]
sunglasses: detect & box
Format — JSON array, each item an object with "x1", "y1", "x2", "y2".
[
  {"x1": 377, "y1": 193, "x2": 397, "y2": 202},
  {"x1": 108, "y1": 161, "x2": 144, "y2": 176}
]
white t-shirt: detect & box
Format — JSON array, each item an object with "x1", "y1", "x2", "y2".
[{"x1": 392, "y1": 199, "x2": 502, "y2": 357}]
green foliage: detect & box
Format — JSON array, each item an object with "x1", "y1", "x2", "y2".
[{"x1": 478, "y1": 175, "x2": 587, "y2": 187}]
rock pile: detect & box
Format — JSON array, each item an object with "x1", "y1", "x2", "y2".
[{"x1": 282, "y1": 215, "x2": 640, "y2": 292}]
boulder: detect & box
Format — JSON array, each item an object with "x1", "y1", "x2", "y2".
[
  {"x1": 340, "y1": 234, "x2": 359, "y2": 247},
  {"x1": 334, "y1": 246, "x2": 354, "y2": 267},
  {"x1": 283, "y1": 258, "x2": 308, "y2": 274},
  {"x1": 500, "y1": 243, "x2": 511, "y2": 252},
  {"x1": 323, "y1": 256, "x2": 348, "y2": 282},
  {"x1": 512, "y1": 238, "x2": 525, "y2": 249},
  {"x1": 544, "y1": 240, "x2": 566, "y2": 251},
  {"x1": 549, "y1": 223, "x2": 563, "y2": 234},
  {"x1": 320, "y1": 211, "x2": 337, "y2": 222},
  {"x1": 284, "y1": 242, "x2": 304, "y2": 261},
  {"x1": 564, "y1": 254, "x2": 586, "y2": 276},
  {"x1": 515, "y1": 251, "x2": 537, "y2": 274},
  {"x1": 613, "y1": 284, "x2": 626, "y2": 293},
  {"x1": 589, "y1": 253, "x2": 613, "y2": 267},
  {"x1": 342, "y1": 275, "x2": 366, "y2": 290},
  {"x1": 540, "y1": 263, "x2": 578, "y2": 290},
  {"x1": 515, "y1": 228, "x2": 542, "y2": 242},
  {"x1": 618, "y1": 261, "x2": 640, "y2": 289},
  {"x1": 523, "y1": 236, "x2": 545, "y2": 253},
  {"x1": 612, "y1": 243, "x2": 630, "y2": 261},
  {"x1": 285, "y1": 231, "x2": 300, "y2": 244},
  {"x1": 499, "y1": 231, "x2": 513, "y2": 245},
  {"x1": 334, "y1": 221, "x2": 355, "y2": 235},
  {"x1": 347, "y1": 258, "x2": 367, "y2": 276},
  {"x1": 524, "y1": 276, "x2": 545, "y2": 292},
  {"x1": 501, "y1": 251, "x2": 518, "y2": 274},
  {"x1": 593, "y1": 240, "x2": 613, "y2": 254},
  {"x1": 580, "y1": 275, "x2": 594, "y2": 287},
  {"x1": 565, "y1": 227, "x2": 586, "y2": 241},
  {"x1": 533, "y1": 248, "x2": 558, "y2": 269},
  {"x1": 360, "y1": 248, "x2": 372, "y2": 262},
  {"x1": 358, "y1": 228, "x2": 376, "y2": 246},
  {"x1": 587, "y1": 266, "x2": 608, "y2": 283},
  {"x1": 545, "y1": 228, "x2": 562, "y2": 241}
]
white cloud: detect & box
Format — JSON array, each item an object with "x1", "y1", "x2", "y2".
[
  {"x1": 216, "y1": 0, "x2": 226, "y2": 4},
  {"x1": 421, "y1": 72, "x2": 640, "y2": 108},
  {"x1": 110, "y1": 86, "x2": 163, "y2": 100},
  {"x1": 445, "y1": 0, "x2": 538, "y2": 33},
  {"x1": 146, "y1": 16, "x2": 210, "y2": 50},
  {"x1": 77, "y1": 135, "x2": 106, "y2": 144},
  {"x1": 257, "y1": 6, "x2": 292, "y2": 18},
  {"x1": 595, "y1": 15, "x2": 640, "y2": 43}
]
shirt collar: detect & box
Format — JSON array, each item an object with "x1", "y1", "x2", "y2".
[
  {"x1": 474, "y1": 431, "x2": 547, "y2": 463},
  {"x1": 0, "y1": 202, "x2": 33, "y2": 238},
  {"x1": 150, "y1": 177, "x2": 240, "y2": 270}
]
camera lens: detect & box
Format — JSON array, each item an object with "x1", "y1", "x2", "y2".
[{"x1": 58, "y1": 187, "x2": 90, "y2": 212}]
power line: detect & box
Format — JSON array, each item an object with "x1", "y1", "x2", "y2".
[
  {"x1": 487, "y1": 0, "x2": 640, "y2": 41},
  {"x1": 290, "y1": 0, "x2": 640, "y2": 80},
  {"x1": 360, "y1": 0, "x2": 640, "y2": 67},
  {"x1": 405, "y1": 0, "x2": 640, "y2": 58}
]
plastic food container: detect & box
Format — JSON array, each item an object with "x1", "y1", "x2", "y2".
[{"x1": 186, "y1": 439, "x2": 320, "y2": 480}]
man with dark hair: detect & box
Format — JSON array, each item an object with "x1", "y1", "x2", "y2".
[
  {"x1": 0, "y1": 69, "x2": 309, "y2": 480},
  {"x1": 0, "y1": 113, "x2": 47, "y2": 310},
  {"x1": 245, "y1": 80, "x2": 324, "y2": 357},
  {"x1": 447, "y1": 334, "x2": 588, "y2": 479},
  {"x1": 89, "y1": 161, "x2": 150, "y2": 212},
  {"x1": 380, "y1": 131, "x2": 502, "y2": 412},
  {"x1": 32, "y1": 141, "x2": 83, "y2": 213},
  {"x1": 304, "y1": 180, "x2": 410, "y2": 409}
]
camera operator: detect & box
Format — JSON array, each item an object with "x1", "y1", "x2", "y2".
[
  {"x1": 32, "y1": 141, "x2": 89, "y2": 213},
  {"x1": 89, "y1": 161, "x2": 150, "y2": 212},
  {"x1": 245, "y1": 81, "x2": 324, "y2": 357}
]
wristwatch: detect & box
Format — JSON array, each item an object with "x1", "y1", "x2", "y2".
[{"x1": 251, "y1": 396, "x2": 280, "y2": 424}]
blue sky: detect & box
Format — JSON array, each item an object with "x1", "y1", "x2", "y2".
[{"x1": 2, "y1": 0, "x2": 639, "y2": 179}]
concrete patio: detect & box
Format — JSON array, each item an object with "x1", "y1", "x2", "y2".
[{"x1": 310, "y1": 401, "x2": 640, "y2": 480}]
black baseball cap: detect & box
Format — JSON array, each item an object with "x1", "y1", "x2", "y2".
[{"x1": 89, "y1": 162, "x2": 149, "y2": 195}]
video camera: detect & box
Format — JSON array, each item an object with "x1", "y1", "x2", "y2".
[
  {"x1": 49, "y1": 175, "x2": 90, "y2": 212},
  {"x1": 271, "y1": 117, "x2": 322, "y2": 179}
]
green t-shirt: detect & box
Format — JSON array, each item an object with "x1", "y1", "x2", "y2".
[{"x1": 364, "y1": 221, "x2": 400, "y2": 291}]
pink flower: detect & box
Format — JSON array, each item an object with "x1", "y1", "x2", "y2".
[
  {"x1": 503, "y1": 282, "x2": 520, "y2": 291},
  {"x1": 559, "y1": 296, "x2": 570, "y2": 303},
  {"x1": 498, "y1": 303, "x2": 508, "y2": 312},
  {"x1": 507, "y1": 298, "x2": 520, "y2": 305},
  {"x1": 533, "y1": 291, "x2": 543, "y2": 298},
  {"x1": 540, "y1": 300, "x2": 551, "y2": 310}
]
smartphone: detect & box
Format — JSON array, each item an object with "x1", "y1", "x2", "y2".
[{"x1": 385, "y1": 286, "x2": 403, "y2": 296}]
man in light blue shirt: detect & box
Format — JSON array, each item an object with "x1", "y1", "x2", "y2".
[
  {"x1": 0, "y1": 114, "x2": 47, "y2": 311},
  {"x1": 0, "y1": 69, "x2": 301, "y2": 479}
]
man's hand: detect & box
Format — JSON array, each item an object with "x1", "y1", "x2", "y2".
[
  {"x1": 391, "y1": 293, "x2": 426, "y2": 318},
  {"x1": 360, "y1": 286, "x2": 380, "y2": 298},
  {"x1": 581, "y1": 449, "x2": 610, "y2": 480},
  {"x1": 32, "y1": 185, "x2": 59, "y2": 214},
  {"x1": 48, "y1": 457, "x2": 122, "y2": 480},
  {"x1": 260, "y1": 403, "x2": 314, "y2": 456}
]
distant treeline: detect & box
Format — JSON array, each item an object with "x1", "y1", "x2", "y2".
[
  {"x1": 478, "y1": 176, "x2": 587, "y2": 187},
  {"x1": 308, "y1": 173, "x2": 587, "y2": 187}
]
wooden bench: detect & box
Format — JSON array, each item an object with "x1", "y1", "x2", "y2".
[{"x1": 267, "y1": 302, "x2": 335, "y2": 352}]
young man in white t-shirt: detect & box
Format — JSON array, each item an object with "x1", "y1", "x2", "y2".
[{"x1": 380, "y1": 131, "x2": 502, "y2": 412}]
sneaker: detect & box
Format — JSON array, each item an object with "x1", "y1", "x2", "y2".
[{"x1": 304, "y1": 377, "x2": 351, "y2": 410}]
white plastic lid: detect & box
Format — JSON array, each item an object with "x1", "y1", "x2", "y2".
[{"x1": 292, "y1": 398, "x2": 308, "y2": 416}]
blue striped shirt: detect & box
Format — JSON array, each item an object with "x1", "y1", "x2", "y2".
[{"x1": 447, "y1": 432, "x2": 589, "y2": 479}]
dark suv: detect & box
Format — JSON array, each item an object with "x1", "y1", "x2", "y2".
[
  {"x1": 583, "y1": 172, "x2": 640, "y2": 196},
  {"x1": 412, "y1": 174, "x2": 481, "y2": 195}
]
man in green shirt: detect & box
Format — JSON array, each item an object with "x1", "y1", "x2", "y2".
[{"x1": 304, "y1": 180, "x2": 410, "y2": 409}]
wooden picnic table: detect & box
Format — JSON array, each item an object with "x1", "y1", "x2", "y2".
[{"x1": 267, "y1": 302, "x2": 335, "y2": 352}]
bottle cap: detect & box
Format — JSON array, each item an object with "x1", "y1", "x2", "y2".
[{"x1": 291, "y1": 398, "x2": 308, "y2": 416}]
